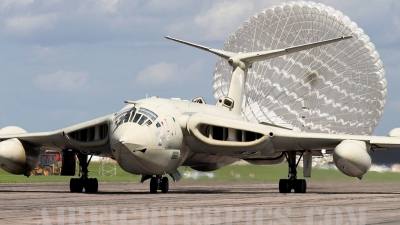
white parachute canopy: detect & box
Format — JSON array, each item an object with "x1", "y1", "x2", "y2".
[{"x1": 213, "y1": 1, "x2": 386, "y2": 135}]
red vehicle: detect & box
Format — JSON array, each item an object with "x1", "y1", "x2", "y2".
[{"x1": 31, "y1": 150, "x2": 62, "y2": 176}]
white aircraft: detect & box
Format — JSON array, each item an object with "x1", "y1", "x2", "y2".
[{"x1": 1, "y1": 36, "x2": 400, "y2": 194}]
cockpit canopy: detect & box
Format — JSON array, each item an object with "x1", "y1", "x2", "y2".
[{"x1": 114, "y1": 107, "x2": 158, "y2": 129}]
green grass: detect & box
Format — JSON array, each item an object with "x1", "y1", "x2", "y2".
[
  {"x1": 183, "y1": 163, "x2": 400, "y2": 183},
  {"x1": 0, "y1": 162, "x2": 141, "y2": 183},
  {"x1": 0, "y1": 163, "x2": 399, "y2": 183}
]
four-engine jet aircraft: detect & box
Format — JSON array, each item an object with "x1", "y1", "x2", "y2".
[{"x1": 1, "y1": 35, "x2": 400, "y2": 194}]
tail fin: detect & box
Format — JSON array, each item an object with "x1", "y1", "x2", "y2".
[{"x1": 166, "y1": 35, "x2": 352, "y2": 115}]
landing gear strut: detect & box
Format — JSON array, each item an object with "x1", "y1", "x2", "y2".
[
  {"x1": 69, "y1": 153, "x2": 98, "y2": 193},
  {"x1": 149, "y1": 176, "x2": 169, "y2": 193},
  {"x1": 279, "y1": 151, "x2": 307, "y2": 193}
]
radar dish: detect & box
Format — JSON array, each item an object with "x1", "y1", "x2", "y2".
[{"x1": 213, "y1": 1, "x2": 386, "y2": 135}]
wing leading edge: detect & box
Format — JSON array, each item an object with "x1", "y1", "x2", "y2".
[
  {"x1": 181, "y1": 113, "x2": 400, "y2": 156},
  {"x1": 0, "y1": 114, "x2": 113, "y2": 156}
]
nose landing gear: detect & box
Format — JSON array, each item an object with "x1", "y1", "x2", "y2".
[
  {"x1": 149, "y1": 176, "x2": 169, "y2": 193},
  {"x1": 279, "y1": 151, "x2": 307, "y2": 193}
]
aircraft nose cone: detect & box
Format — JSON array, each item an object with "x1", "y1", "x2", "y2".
[
  {"x1": 109, "y1": 123, "x2": 158, "y2": 175},
  {"x1": 110, "y1": 123, "x2": 154, "y2": 154}
]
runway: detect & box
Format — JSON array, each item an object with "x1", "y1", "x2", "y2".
[{"x1": 0, "y1": 181, "x2": 399, "y2": 224}]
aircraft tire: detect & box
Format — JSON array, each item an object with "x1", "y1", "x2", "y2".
[
  {"x1": 160, "y1": 177, "x2": 169, "y2": 193},
  {"x1": 294, "y1": 179, "x2": 307, "y2": 193},
  {"x1": 279, "y1": 179, "x2": 290, "y2": 193},
  {"x1": 85, "y1": 178, "x2": 99, "y2": 193},
  {"x1": 70, "y1": 178, "x2": 83, "y2": 193},
  {"x1": 92, "y1": 178, "x2": 98, "y2": 193},
  {"x1": 150, "y1": 177, "x2": 158, "y2": 193}
]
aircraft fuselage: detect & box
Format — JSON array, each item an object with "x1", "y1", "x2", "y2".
[{"x1": 109, "y1": 97, "x2": 242, "y2": 175}]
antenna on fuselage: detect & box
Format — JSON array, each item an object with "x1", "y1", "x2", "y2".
[{"x1": 165, "y1": 35, "x2": 352, "y2": 115}]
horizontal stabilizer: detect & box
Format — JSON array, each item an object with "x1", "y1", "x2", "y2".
[
  {"x1": 165, "y1": 35, "x2": 352, "y2": 64},
  {"x1": 165, "y1": 36, "x2": 235, "y2": 59},
  {"x1": 237, "y1": 36, "x2": 352, "y2": 63}
]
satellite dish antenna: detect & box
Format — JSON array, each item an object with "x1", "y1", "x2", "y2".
[{"x1": 213, "y1": 1, "x2": 386, "y2": 135}]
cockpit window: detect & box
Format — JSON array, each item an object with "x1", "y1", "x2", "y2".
[
  {"x1": 138, "y1": 108, "x2": 157, "y2": 121},
  {"x1": 132, "y1": 113, "x2": 142, "y2": 123},
  {"x1": 116, "y1": 116, "x2": 123, "y2": 126},
  {"x1": 138, "y1": 115, "x2": 148, "y2": 125},
  {"x1": 114, "y1": 107, "x2": 136, "y2": 128},
  {"x1": 115, "y1": 107, "x2": 134, "y2": 119},
  {"x1": 114, "y1": 106, "x2": 158, "y2": 127},
  {"x1": 123, "y1": 110, "x2": 133, "y2": 123}
]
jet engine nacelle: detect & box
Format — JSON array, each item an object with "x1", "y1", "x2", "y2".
[
  {"x1": 333, "y1": 140, "x2": 371, "y2": 178},
  {"x1": 0, "y1": 126, "x2": 38, "y2": 175},
  {"x1": 388, "y1": 128, "x2": 400, "y2": 137},
  {"x1": 0, "y1": 138, "x2": 27, "y2": 174}
]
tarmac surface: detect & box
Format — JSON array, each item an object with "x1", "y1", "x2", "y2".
[{"x1": 0, "y1": 181, "x2": 399, "y2": 224}]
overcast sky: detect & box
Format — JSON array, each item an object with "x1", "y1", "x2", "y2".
[{"x1": 0, "y1": 0, "x2": 399, "y2": 135}]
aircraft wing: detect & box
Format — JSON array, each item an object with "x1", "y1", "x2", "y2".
[
  {"x1": 271, "y1": 128, "x2": 400, "y2": 151},
  {"x1": 182, "y1": 113, "x2": 400, "y2": 158},
  {"x1": 0, "y1": 114, "x2": 113, "y2": 156}
]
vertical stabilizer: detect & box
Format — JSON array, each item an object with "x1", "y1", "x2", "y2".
[
  {"x1": 226, "y1": 58, "x2": 251, "y2": 114},
  {"x1": 165, "y1": 36, "x2": 351, "y2": 115}
]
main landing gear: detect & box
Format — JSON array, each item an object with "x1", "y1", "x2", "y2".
[
  {"x1": 279, "y1": 151, "x2": 307, "y2": 193},
  {"x1": 70, "y1": 153, "x2": 98, "y2": 193},
  {"x1": 142, "y1": 175, "x2": 169, "y2": 193}
]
